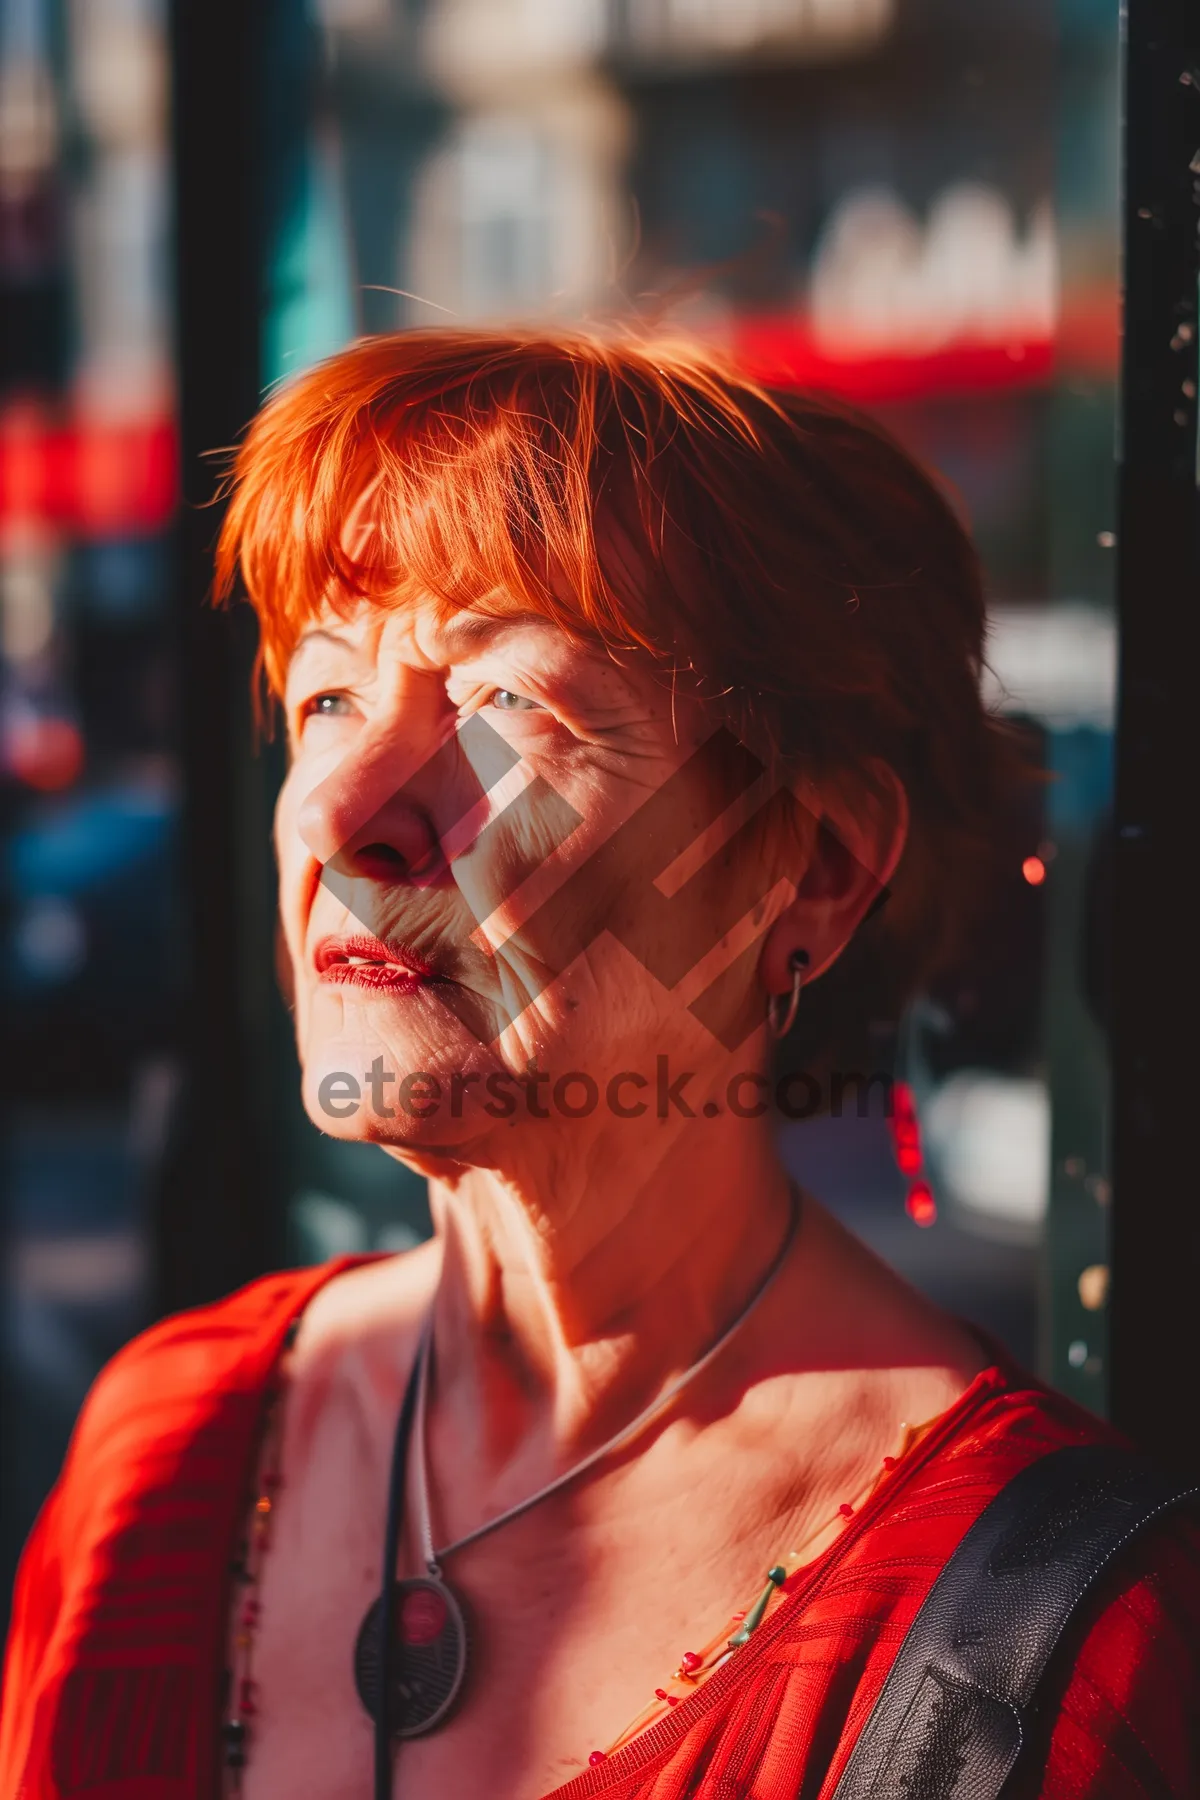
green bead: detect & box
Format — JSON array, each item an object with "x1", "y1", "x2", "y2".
[{"x1": 727, "y1": 1567, "x2": 787, "y2": 1650}]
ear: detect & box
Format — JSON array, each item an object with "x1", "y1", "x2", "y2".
[{"x1": 760, "y1": 765, "x2": 908, "y2": 997}]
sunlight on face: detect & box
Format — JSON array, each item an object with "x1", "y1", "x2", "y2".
[{"x1": 275, "y1": 596, "x2": 807, "y2": 1161}]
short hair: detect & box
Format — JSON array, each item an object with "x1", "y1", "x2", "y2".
[{"x1": 216, "y1": 325, "x2": 1025, "y2": 1070}]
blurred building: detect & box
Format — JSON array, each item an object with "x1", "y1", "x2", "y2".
[{"x1": 1, "y1": 0, "x2": 177, "y2": 1568}]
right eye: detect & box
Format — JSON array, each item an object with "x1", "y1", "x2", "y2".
[
  {"x1": 487, "y1": 688, "x2": 540, "y2": 712},
  {"x1": 302, "y1": 693, "x2": 355, "y2": 718}
]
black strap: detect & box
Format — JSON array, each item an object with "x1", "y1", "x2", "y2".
[{"x1": 831, "y1": 1444, "x2": 1200, "y2": 1800}]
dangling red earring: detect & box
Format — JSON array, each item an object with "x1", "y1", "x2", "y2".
[{"x1": 889, "y1": 1081, "x2": 937, "y2": 1227}]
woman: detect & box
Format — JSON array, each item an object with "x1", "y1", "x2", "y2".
[{"x1": 2, "y1": 328, "x2": 1197, "y2": 1800}]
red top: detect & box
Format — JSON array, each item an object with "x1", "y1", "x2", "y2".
[{"x1": 2, "y1": 1259, "x2": 1198, "y2": 1800}]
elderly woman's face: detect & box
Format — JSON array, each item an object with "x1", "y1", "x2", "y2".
[{"x1": 276, "y1": 595, "x2": 801, "y2": 1154}]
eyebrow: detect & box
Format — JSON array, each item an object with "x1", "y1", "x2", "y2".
[
  {"x1": 432, "y1": 609, "x2": 552, "y2": 659},
  {"x1": 289, "y1": 626, "x2": 354, "y2": 663},
  {"x1": 287, "y1": 607, "x2": 562, "y2": 677}
]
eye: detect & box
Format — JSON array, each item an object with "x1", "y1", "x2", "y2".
[
  {"x1": 488, "y1": 688, "x2": 540, "y2": 712},
  {"x1": 303, "y1": 692, "x2": 355, "y2": 718}
]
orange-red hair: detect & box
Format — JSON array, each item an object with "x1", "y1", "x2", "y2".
[{"x1": 216, "y1": 324, "x2": 1024, "y2": 1061}]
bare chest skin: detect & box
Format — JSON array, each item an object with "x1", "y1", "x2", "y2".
[{"x1": 235, "y1": 1253, "x2": 986, "y2": 1800}]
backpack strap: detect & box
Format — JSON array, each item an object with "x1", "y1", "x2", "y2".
[{"x1": 830, "y1": 1443, "x2": 1200, "y2": 1800}]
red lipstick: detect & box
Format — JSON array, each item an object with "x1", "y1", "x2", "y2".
[{"x1": 314, "y1": 933, "x2": 435, "y2": 993}]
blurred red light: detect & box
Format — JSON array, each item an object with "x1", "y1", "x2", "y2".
[
  {"x1": 905, "y1": 1183, "x2": 937, "y2": 1228},
  {"x1": 0, "y1": 403, "x2": 177, "y2": 539},
  {"x1": 892, "y1": 1081, "x2": 916, "y2": 1117},
  {"x1": 1022, "y1": 855, "x2": 1046, "y2": 885},
  {"x1": 6, "y1": 715, "x2": 85, "y2": 790},
  {"x1": 730, "y1": 318, "x2": 1058, "y2": 404}
]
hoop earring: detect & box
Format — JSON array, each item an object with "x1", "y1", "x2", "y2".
[{"x1": 767, "y1": 948, "x2": 810, "y2": 1040}]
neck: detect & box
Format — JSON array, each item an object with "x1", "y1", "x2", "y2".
[{"x1": 421, "y1": 1114, "x2": 796, "y2": 1464}]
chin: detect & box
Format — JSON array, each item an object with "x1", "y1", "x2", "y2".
[
  {"x1": 297, "y1": 1006, "x2": 513, "y2": 1149},
  {"x1": 299, "y1": 1068, "x2": 521, "y2": 1172}
]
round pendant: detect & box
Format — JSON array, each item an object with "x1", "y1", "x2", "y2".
[{"x1": 354, "y1": 1575, "x2": 468, "y2": 1738}]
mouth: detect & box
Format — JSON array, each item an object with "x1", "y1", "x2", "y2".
[{"x1": 314, "y1": 933, "x2": 436, "y2": 993}]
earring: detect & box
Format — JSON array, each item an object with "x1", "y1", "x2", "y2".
[{"x1": 767, "y1": 948, "x2": 810, "y2": 1040}]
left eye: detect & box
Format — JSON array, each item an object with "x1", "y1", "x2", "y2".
[{"x1": 489, "y1": 689, "x2": 540, "y2": 712}]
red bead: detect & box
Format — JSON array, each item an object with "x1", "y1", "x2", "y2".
[
  {"x1": 241, "y1": 1599, "x2": 261, "y2": 1629},
  {"x1": 588, "y1": 1751, "x2": 607, "y2": 1766},
  {"x1": 238, "y1": 1678, "x2": 258, "y2": 1718},
  {"x1": 680, "y1": 1651, "x2": 703, "y2": 1673},
  {"x1": 838, "y1": 1502, "x2": 854, "y2": 1518},
  {"x1": 655, "y1": 1688, "x2": 668, "y2": 1700},
  {"x1": 882, "y1": 1455, "x2": 897, "y2": 1471}
]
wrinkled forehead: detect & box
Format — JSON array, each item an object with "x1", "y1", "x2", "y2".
[{"x1": 286, "y1": 591, "x2": 569, "y2": 677}]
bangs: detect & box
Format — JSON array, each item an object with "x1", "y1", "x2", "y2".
[{"x1": 214, "y1": 327, "x2": 776, "y2": 700}]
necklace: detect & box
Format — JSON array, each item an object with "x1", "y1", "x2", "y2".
[{"x1": 353, "y1": 1185, "x2": 802, "y2": 1780}]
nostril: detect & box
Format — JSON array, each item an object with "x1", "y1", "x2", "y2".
[{"x1": 351, "y1": 842, "x2": 410, "y2": 879}]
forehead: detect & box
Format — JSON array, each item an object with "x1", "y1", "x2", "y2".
[
  {"x1": 286, "y1": 592, "x2": 572, "y2": 674},
  {"x1": 280, "y1": 588, "x2": 705, "y2": 738}
]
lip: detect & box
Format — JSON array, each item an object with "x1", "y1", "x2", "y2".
[{"x1": 314, "y1": 933, "x2": 436, "y2": 992}]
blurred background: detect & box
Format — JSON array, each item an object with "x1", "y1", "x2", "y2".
[{"x1": 0, "y1": 0, "x2": 1148, "y2": 1610}]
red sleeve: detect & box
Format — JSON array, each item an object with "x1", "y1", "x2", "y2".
[
  {"x1": 0, "y1": 1483, "x2": 66, "y2": 1790},
  {"x1": 0, "y1": 1260, "x2": 352, "y2": 1797},
  {"x1": 1017, "y1": 1514, "x2": 1200, "y2": 1798},
  {"x1": 0, "y1": 1315, "x2": 199, "y2": 1793}
]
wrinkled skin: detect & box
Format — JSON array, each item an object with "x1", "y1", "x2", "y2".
[{"x1": 241, "y1": 593, "x2": 985, "y2": 1800}]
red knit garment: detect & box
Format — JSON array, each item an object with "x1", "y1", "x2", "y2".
[{"x1": 2, "y1": 1259, "x2": 1198, "y2": 1799}]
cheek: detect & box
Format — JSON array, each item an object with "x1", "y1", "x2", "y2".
[
  {"x1": 274, "y1": 771, "x2": 320, "y2": 970},
  {"x1": 471, "y1": 772, "x2": 700, "y2": 1034},
  {"x1": 457, "y1": 764, "x2": 635, "y2": 987},
  {"x1": 275, "y1": 766, "x2": 306, "y2": 879}
]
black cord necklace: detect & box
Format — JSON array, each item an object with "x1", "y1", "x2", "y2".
[
  {"x1": 356, "y1": 1334, "x2": 427, "y2": 1800},
  {"x1": 354, "y1": 1187, "x2": 801, "y2": 1799},
  {"x1": 354, "y1": 1319, "x2": 469, "y2": 1784}
]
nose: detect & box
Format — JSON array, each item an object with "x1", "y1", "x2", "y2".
[{"x1": 296, "y1": 718, "x2": 451, "y2": 880}]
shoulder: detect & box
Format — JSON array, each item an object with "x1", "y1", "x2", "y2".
[
  {"x1": 1017, "y1": 1507, "x2": 1200, "y2": 1797},
  {"x1": 861, "y1": 1370, "x2": 1200, "y2": 1796},
  {"x1": 795, "y1": 1371, "x2": 1199, "y2": 1798},
  {"x1": 792, "y1": 1367, "x2": 1125, "y2": 1652},
  {"x1": 911, "y1": 1373, "x2": 1200, "y2": 1792},
  {"x1": 921, "y1": 1355, "x2": 1128, "y2": 1476},
  {"x1": 287, "y1": 1236, "x2": 439, "y2": 1371},
  {"x1": 29, "y1": 1255, "x2": 394, "y2": 1566},
  {"x1": 272, "y1": 1241, "x2": 440, "y2": 1452},
  {"x1": 0, "y1": 1258, "x2": 376, "y2": 1790},
  {"x1": 65, "y1": 1259, "x2": 367, "y2": 1471}
]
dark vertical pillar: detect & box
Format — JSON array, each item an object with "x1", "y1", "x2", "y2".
[
  {"x1": 1109, "y1": 0, "x2": 1200, "y2": 1466},
  {"x1": 158, "y1": 0, "x2": 280, "y2": 1312}
]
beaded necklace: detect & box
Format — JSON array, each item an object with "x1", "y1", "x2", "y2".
[
  {"x1": 222, "y1": 1316, "x2": 299, "y2": 1791},
  {"x1": 221, "y1": 1323, "x2": 932, "y2": 1789},
  {"x1": 588, "y1": 1418, "x2": 933, "y2": 1766}
]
